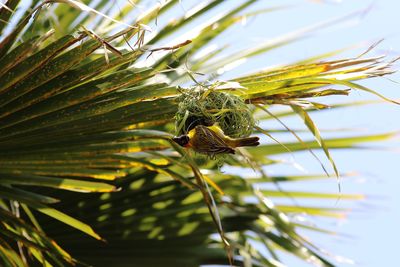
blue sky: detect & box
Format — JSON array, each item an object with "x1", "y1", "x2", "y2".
[
  {"x1": 173, "y1": 0, "x2": 399, "y2": 266},
  {"x1": 227, "y1": 1, "x2": 400, "y2": 266}
]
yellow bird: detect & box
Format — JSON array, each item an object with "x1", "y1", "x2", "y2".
[{"x1": 172, "y1": 124, "x2": 259, "y2": 155}]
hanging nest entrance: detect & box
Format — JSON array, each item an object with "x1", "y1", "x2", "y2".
[{"x1": 175, "y1": 87, "x2": 255, "y2": 138}]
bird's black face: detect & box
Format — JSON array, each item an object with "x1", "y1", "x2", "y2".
[{"x1": 172, "y1": 135, "x2": 190, "y2": 147}]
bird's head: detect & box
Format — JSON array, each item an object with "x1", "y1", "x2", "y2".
[{"x1": 172, "y1": 135, "x2": 190, "y2": 147}]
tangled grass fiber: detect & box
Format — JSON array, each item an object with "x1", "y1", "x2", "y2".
[{"x1": 175, "y1": 87, "x2": 255, "y2": 138}]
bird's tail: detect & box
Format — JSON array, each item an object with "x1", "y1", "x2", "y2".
[{"x1": 234, "y1": 136, "x2": 260, "y2": 147}]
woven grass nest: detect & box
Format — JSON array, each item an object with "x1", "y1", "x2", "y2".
[{"x1": 175, "y1": 87, "x2": 255, "y2": 138}]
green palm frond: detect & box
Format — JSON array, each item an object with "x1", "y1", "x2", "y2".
[{"x1": 0, "y1": 0, "x2": 397, "y2": 266}]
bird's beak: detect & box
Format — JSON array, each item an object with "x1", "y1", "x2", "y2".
[
  {"x1": 172, "y1": 136, "x2": 184, "y2": 147},
  {"x1": 172, "y1": 135, "x2": 189, "y2": 147}
]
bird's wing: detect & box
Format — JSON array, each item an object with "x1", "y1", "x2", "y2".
[{"x1": 192, "y1": 125, "x2": 235, "y2": 154}]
